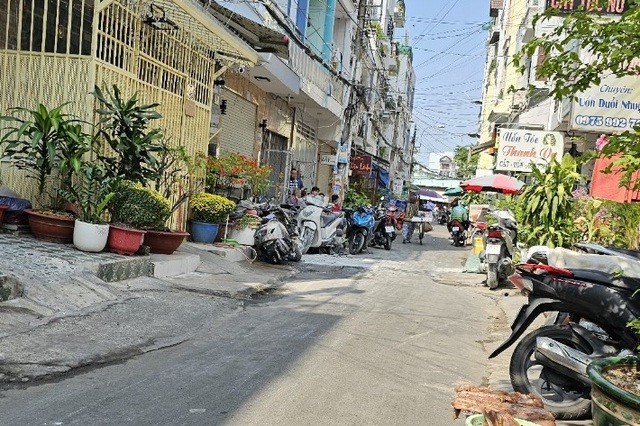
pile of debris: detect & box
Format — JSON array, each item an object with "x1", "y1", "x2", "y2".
[{"x1": 451, "y1": 384, "x2": 556, "y2": 426}]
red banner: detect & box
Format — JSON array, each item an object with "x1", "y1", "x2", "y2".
[{"x1": 350, "y1": 155, "x2": 372, "y2": 176}]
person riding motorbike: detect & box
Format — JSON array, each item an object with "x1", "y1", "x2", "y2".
[{"x1": 448, "y1": 198, "x2": 469, "y2": 232}]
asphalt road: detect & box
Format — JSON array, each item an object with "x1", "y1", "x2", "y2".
[{"x1": 0, "y1": 225, "x2": 500, "y2": 425}]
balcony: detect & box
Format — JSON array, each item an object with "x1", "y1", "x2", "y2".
[
  {"x1": 288, "y1": 42, "x2": 344, "y2": 118},
  {"x1": 490, "y1": 0, "x2": 504, "y2": 17}
]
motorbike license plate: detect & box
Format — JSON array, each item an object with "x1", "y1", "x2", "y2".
[
  {"x1": 451, "y1": 226, "x2": 459, "y2": 232},
  {"x1": 385, "y1": 226, "x2": 394, "y2": 233},
  {"x1": 486, "y1": 244, "x2": 502, "y2": 255}
]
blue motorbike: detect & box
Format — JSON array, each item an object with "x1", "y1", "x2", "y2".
[{"x1": 347, "y1": 206, "x2": 390, "y2": 254}]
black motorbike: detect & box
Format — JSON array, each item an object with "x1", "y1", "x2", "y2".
[
  {"x1": 490, "y1": 244, "x2": 640, "y2": 420},
  {"x1": 369, "y1": 207, "x2": 393, "y2": 250},
  {"x1": 437, "y1": 210, "x2": 450, "y2": 225}
]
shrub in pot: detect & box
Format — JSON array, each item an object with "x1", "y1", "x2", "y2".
[
  {"x1": 60, "y1": 163, "x2": 114, "y2": 252},
  {"x1": 108, "y1": 181, "x2": 171, "y2": 255},
  {"x1": 189, "y1": 192, "x2": 235, "y2": 244},
  {"x1": 587, "y1": 356, "x2": 640, "y2": 426},
  {"x1": 230, "y1": 214, "x2": 262, "y2": 245}
]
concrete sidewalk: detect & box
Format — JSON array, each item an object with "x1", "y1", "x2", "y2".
[{"x1": 0, "y1": 235, "x2": 296, "y2": 383}]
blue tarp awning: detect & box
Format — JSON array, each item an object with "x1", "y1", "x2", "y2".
[{"x1": 372, "y1": 163, "x2": 389, "y2": 188}]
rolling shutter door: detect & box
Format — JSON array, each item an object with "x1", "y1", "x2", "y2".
[{"x1": 217, "y1": 89, "x2": 257, "y2": 156}]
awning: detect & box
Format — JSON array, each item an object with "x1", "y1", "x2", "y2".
[
  {"x1": 206, "y1": 1, "x2": 290, "y2": 59},
  {"x1": 372, "y1": 163, "x2": 390, "y2": 188},
  {"x1": 470, "y1": 140, "x2": 496, "y2": 155}
]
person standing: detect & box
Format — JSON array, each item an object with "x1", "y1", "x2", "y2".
[
  {"x1": 288, "y1": 168, "x2": 304, "y2": 196},
  {"x1": 402, "y1": 195, "x2": 419, "y2": 243}
]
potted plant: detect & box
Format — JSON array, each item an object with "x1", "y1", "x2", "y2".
[
  {"x1": 60, "y1": 162, "x2": 115, "y2": 252},
  {"x1": 587, "y1": 356, "x2": 640, "y2": 425},
  {"x1": 205, "y1": 153, "x2": 271, "y2": 200},
  {"x1": 108, "y1": 180, "x2": 171, "y2": 255},
  {"x1": 189, "y1": 192, "x2": 235, "y2": 244},
  {"x1": 93, "y1": 85, "x2": 164, "y2": 186},
  {"x1": 0, "y1": 103, "x2": 91, "y2": 243},
  {"x1": 143, "y1": 145, "x2": 206, "y2": 254},
  {"x1": 230, "y1": 214, "x2": 262, "y2": 245}
]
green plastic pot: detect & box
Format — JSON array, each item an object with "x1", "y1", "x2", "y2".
[
  {"x1": 587, "y1": 356, "x2": 640, "y2": 426},
  {"x1": 465, "y1": 414, "x2": 540, "y2": 425}
]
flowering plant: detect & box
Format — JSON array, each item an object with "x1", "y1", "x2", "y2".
[
  {"x1": 189, "y1": 192, "x2": 235, "y2": 223},
  {"x1": 206, "y1": 153, "x2": 271, "y2": 196}
]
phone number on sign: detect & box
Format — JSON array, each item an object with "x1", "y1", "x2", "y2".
[{"x1": 574, "y1": 115, "x2": 640, "y2": 129}]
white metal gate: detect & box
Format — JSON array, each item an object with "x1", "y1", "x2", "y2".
[
  {"x1": 293, "y1": 119, "x2": 318, "y2": 189},
  {"x1": 261, "y1": 130, "x2": 290, "y2": 202},
  {"x1": 218, "y1": 88, "x2": 257, "y2": 156}
]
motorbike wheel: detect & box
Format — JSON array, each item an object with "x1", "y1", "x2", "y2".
[
  {"x1": 419, "y1": 231, "x2": 424, "y2": 245},
  {"x1": 487, "y1": 263, "x2": 499, "y2": 289},
  {"x1": 300, "y1": 227, "x2": 315, "y2": 254},
  {"x1": 453, "y1": 233, "x2": 461, "y2": 247},
  {"x1": 290, "y1": 245, "x2": 302, "y2": 262},
  {"x1": 509, "y1": 325, "x2": 593, "y2": 420},
  {"x1": 384, "y1": 234, "x2": 391, "y2": 250},
  {"x1": 349, "y1": 232, "x2": 365, "y2": 255}
]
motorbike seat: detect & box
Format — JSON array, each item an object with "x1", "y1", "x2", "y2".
[
  {"x1": 569, "y1": 268, "x2": 640, "y2": 290},
  {"x1": 321, "y1": 212, "x2": 342, "y2": 227}
]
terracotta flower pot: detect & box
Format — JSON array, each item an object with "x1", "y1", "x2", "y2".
[
  {"x1": 25, "y1": 209, "x2": 75, "y2": 243},
  {"x1": 144, "y1": 229, "x2": 190, "y2": 254},
  {"x1": 107, "y1": 225, "x2": 146, "y2": 255},
  {"x1": 0, "y1": 205, "x2": 8, "y2": 224}
]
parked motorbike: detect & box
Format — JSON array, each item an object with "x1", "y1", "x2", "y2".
[
  {"x1": 489, "y1": 244, "x2": 640, "y2": 420},
  {"x1": 386, "y1": 205, "x2": 405, "y2": 233},
  {"x1": 296, "y1": 197, "x2": 346, "y2": 254},
  {"x1": 347, "y1": 206, "x2": 376, "y2": 254},
  {"x1": 370, "y1": 207, "x2": 394, "y2": 250},
  {"x1": 254, "y1": 204, "x2": 302, "y2": 264},
  {"x1": 482, "y1": 210, "x2": 518, "y2": 289},
  {"x1": 448, "y1": 219, "x2": 467, "y2": 247}
]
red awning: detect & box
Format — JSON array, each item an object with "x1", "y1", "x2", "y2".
[{"x1": 590, "y1": 156, "x2": 640, "y2": 203}]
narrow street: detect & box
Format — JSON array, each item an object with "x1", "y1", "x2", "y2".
[{"x1": 0, "y1": 225, "x2": 503, "y2": 425}]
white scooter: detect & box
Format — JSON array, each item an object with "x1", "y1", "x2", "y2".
[
  {"x1": 483, "y1": 209, "x2": 518, "y2": 289},
  {"x1": 296, "y1": 196, "x2": 346, "y2": 254}
]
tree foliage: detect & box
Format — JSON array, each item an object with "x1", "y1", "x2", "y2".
[
  {"x1": 453, "y1": 145, "x2": 479, "y2": 180},
  {"x1": 517, "y1": 154, "x2": 583, "y2": 248},
  {"x1": 515, "y1": 2, "x2": 640, "y2": 189}
]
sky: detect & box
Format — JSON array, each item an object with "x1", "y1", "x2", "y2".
[{"x1": 399, "y1": 0, "x2": 489, "y2": 165}]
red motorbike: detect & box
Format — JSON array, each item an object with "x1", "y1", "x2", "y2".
[{"x1": 386, "y1": 206, "x2": 405, "y2": 231}]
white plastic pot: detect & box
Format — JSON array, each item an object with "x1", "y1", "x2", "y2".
[
  {"x1": 73, "y1": 219, "x2": 110, "y2": 252},
  {"x1": 230, "y1": 227, "x2": 258, "y2": 245}
]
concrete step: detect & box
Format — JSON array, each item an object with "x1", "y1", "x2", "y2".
[
  {"x1": 86, "y1": 256, "x2": 152, "y2": 283},
  {"x1": 149, "y1": 253, "x2": 201, "y2": 278}
]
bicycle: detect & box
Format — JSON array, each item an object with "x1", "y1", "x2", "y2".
[{"x1": 410, "y1": 211, "x2": 433, "y2": 245}]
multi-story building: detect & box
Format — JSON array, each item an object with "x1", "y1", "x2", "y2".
[
  {"x1": 476, "y1": 0, "x2": 638, "y2": 204},
  {"x1": 0, "y1": 0, "x2": 259, "y2": 206}
]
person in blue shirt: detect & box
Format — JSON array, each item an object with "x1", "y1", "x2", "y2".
[
  {"x1": 288, "y1": 168, "x2": 304, "y2": 196},
  {"x1": 448, "y1": 197, "x2": 469, "y2": 232}
]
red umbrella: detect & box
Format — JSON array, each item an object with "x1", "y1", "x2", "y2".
[{"x1": 460, "y1": 174, "x2": 525, "y2": 195}]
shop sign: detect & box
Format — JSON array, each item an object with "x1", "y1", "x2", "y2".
[
  {"x1": 495, "y1": 129, "x2": 564, "y2": 172},
  {"x1": 350, "y1": 155, "x2": 372, "y2": 176},
  {"x1": 320, "y1": 154, "x2": 336, "y2": 165},
  {"x1": 570, "y1": 74, "x2": 640, "y2": 133},
  {"x1": 546, "y1": 0, "x2": 629, "y2": 14}
]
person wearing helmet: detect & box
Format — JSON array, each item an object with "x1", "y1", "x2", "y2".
[{"x1": 448, "y1": 197, "x2": 469, "y2": 232}]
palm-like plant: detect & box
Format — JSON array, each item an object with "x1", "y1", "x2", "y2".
[
  {"x1": 518, "y1": 154, "x2": 583, "y2": 247},
  {"x1": 0, "y1": 103, "x2": 92, "y2": 209},
  {"x1": 93, "y1": 85, "x2": 164, "y2": 185}
]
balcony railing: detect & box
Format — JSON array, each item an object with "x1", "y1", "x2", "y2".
[{"x1": 288, "y1": 42, "x2": 344, "y2": 111}]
